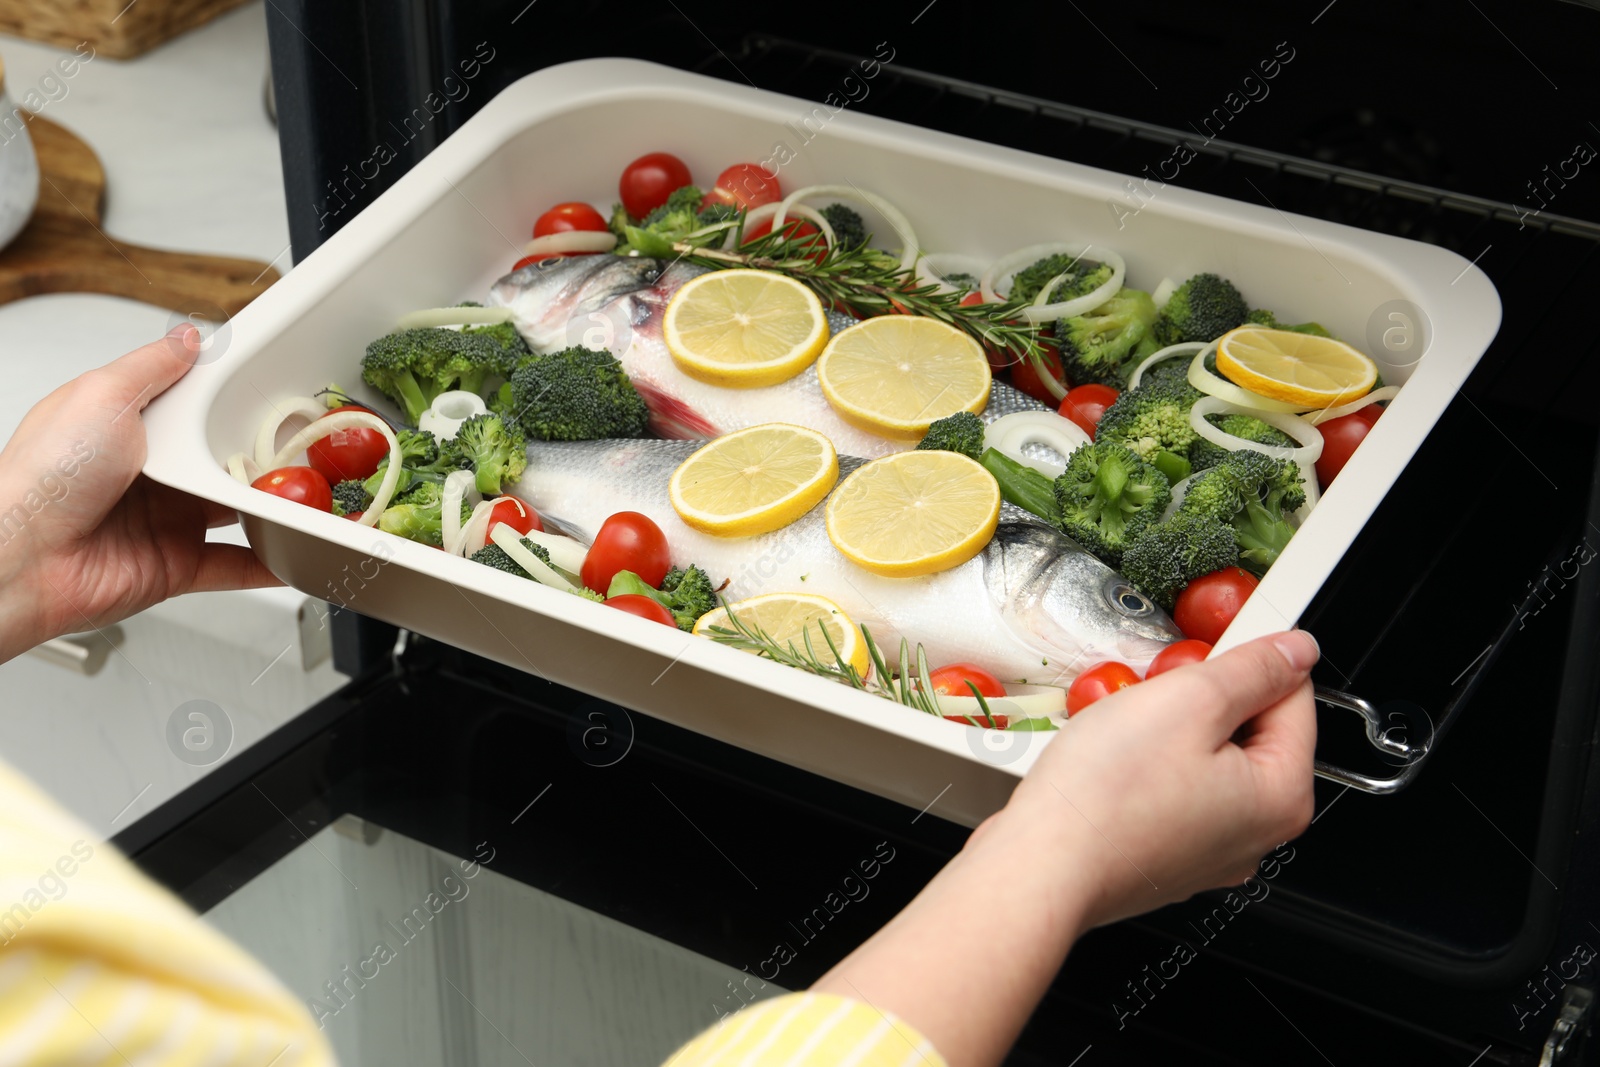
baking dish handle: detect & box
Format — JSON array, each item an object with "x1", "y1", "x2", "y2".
[{"x1": 1311, "y1": 686, "x2": 1433, "y2": 795}]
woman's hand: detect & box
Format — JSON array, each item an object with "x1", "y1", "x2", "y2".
[
  {"x1": 812, "y1": 632, "x2": 1317, "y2": 1067},
  {"x1": 1002, "y1": 630, "x2": 1319, "y2": 929},
  {"x1": 0, "y1": 326, "x2": 279, "y2": 661}
]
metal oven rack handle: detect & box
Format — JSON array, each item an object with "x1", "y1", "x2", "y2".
[{"x1": 1312, "y1": 686, "x2": 1432, "y2": 795}]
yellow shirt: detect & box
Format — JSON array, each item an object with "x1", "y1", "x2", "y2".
[{"x1": 0, "y1": 761, "x2": 945, "y2": 1066}]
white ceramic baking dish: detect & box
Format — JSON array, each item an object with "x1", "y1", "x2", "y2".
[{"x1": 142, "y1": 59, "x2": 1501, "y2": 827}]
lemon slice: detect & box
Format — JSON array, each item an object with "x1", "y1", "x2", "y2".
[
  {"x1": 825, "y1": 450, "x2": 1000, "y2": 577},
  {"x1": 1216, "y1": 326, "x2": 1378, "y2": 407},
  {"x1": 663, "y1": 269, "x2": 830, "y2": 387},
  {"x1": 817, "y1": 316, "x2": 991, "y2": 441},
  {"x1": 695, "y1": 592, "x2": 870, "y2": 677},
  {"x1": 669, "y1": 423, "x2": 839, "y2": 537}
]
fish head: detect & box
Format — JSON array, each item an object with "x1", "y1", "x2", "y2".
[
  {"x1": 983, "y1": 522, "x2": 1181, "y2": 680},
  {"x1": 489, "y1": 255, "x2": 665, "y2": 353}
]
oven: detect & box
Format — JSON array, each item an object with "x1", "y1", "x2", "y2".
[{"x1": 121, "y1": 2, "x2": 1600, "y2": 1063}]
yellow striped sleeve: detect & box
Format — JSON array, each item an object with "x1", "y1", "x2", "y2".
[
  {"x1": 661, "y1": 992, "x2": 947, "y2": 1067},
  {"x1": 0, "y1": 760, "x2": 335, "y2": 1066}
]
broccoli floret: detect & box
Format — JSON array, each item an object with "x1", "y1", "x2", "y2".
[
  {"x1": 330, "y1": 480, "x2": 372, "y2": 518},
  {"x1": 453, "y1": 302, "x2": 531, "y2": 360},
  {"x1": 1188, "y1": 413, "x2": 1296, "y2": 471},
  {"x1": 643, "y1": 184, "x2": 704, "y2": 227},
  {"x1": 659, "y1": 565, "x2": 718, "y2": 630},
  {"x1": 614, "y1": 185, "x2": 714, "y2": 256},
  {"x1": 1153, "y1": 273, "x2": 1250, "y2": 345},
  {"x1": 375, "y1": 481, "x2": 474, "y2": 547},
  {"x1": 469, "y1": 537, "x2": 553, "y2": 579},
  {"x1": 1055, "y1": 287, "x2": 1159, "y2": 389},
  {"x1": 448, "y1": 412, "x2": 527, "y2": 496},
  {"x1": 508, "y1": 346, "x2": 650, "y2": 441},
  {"x1": 915, "y1": 411, "x2": 986, "y2": 462},
  {"x1": 573, "y1": 587, "x2": 606, "y2": 603},
  {"x1": 360, "y1": 328, "x2": 509, "y2": 425},
  {"x1": 1009, "y1": 254, "x2": 1114, "y2": 304},
  {"x1": 819, "y1": 203, "x2": 868, "y2": 249},
  {"x1": 488, "y1": 381, "x2": 515, "y2": 419},
  {"x1": 396, "y1": 427, "x2": 442, "y2": 467},
  {"x1": 605, "y1": 565, "x2": 718, "y2": 631},
  {"x1": 362, "y1": 428, "x2": 460, "y2": 498},
  {"x1": 465, "y1": 320, "x2": 531, "y2": 359},
  {"x1": 696, "y1": 201, "x2": 742, "y2": 226},
  {"x1": 1120, "y1": 512, "x2": 1241, "y2": 610},
  {"x1": 1052, "y1": 441, "x2": 1171, "y2": 564},
  {"x1": 1246, "y1": 309, "x2": 1333, "y2": 338},
  {"x1": 606, "y1": 202, "x2": 633, "y2": 239},
  {"x1": 1176, "y1": 449, "x2": 1306, "y2": 574},
  {"x1": 1094, "y1": 371, "x2": 1204, "y2": 462}
]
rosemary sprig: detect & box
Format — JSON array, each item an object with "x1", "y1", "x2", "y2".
[
  {"x1": 660, "y1": 225, "x2": 1051, "y2": 377},
  {"x1": 701, "y1": 599, "x2": 999, "y2": 725}
]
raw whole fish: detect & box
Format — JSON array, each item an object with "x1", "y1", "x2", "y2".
[
  {"x1": 489, "y1": 255, "x2": 1047, "y2": 456},
  {"x1": 520, "y1": 437, "x2": 1181, "y2": 685}
]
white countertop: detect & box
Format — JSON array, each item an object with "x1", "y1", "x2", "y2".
[{"x1": 0, "y1": 5, "x2": 348, "y2": 833}]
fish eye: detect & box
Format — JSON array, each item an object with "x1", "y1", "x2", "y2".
[{"x1": 1108, "y1": 582, "x2": 1153, "y2": 617}]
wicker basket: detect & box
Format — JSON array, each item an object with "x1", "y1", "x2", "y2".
[{"x1": 0, "y1": 0, "x2": 252, "y2": 59}]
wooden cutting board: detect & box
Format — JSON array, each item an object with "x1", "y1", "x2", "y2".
[{"x1": 0, "y1": 113, "x2": 280, "y2": 317}]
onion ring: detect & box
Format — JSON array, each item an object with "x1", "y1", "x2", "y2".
[
  {"x1": 489, "y1": 522, "x2": 577, "y2": 593},
  {"x1": 979, "y1": 242, "x2": 1125, "y2": 322},
  {"x1": 269, "y1": 411, "x2": 402, "y2": 527},
  {"x1": 1189, "y1": 396, "x2": 1324, "y2": 518},
  {"x1": 519, "y1": 230, "x2": 617, "y2": 258},
  {"x1": 395, "y1": 305, "x2": 514, "y2": 331},
  {"x1": 1126, "y1": 342, "x2": 1206, "y2": 391},
  {"x1": 253, "y1": 397, "x2": 326, "y2": 471},
  {"x1": 1304, "y1": 385, "x2": 1400, "y2": 425},
  {"x1": 984, "y1": 411, "x2": 1091, "y2": 479},
  {"x1": 772, "y1": 184, "x2": 919, "y2": 272},
  {"x1": 1187, "y1": 344, "x2": 1313, "y2": 414},
  {"x1": 418, "y1": 390, "x2": 488, "y2": 442},
  {"x1": 725, "y1": 201, "x2": 835, "y2": 251}
]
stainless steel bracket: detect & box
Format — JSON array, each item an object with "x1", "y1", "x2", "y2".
[{"x1": 1312, "y1": 686, "x2": 1434, "y2": 795}]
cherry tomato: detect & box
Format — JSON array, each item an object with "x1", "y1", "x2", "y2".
[
  {"x1": 307, "y1": 417, "x2": 388, "y2": 484},
  {"x1": 1058, "y1": 383, "x2": 1120, "y2": 438},
  {"x1": 605, "y1": 593, "x2": 678, "y2": 627},
  {"x1": 959, "y1": 292, "x2": 984, "y2": 308},
  {"x1": 1066, "y1": 661, "x2": 1140, "y2": 715},
  {"x1": 1173, "y1": 568, "x2": 1259, "y2": 645},
  {"x1": 929, "y1": 662, "x2": 1007, "y2": 699},
  {"x1": 344, "y1": 511, "x2": 365, "y2": 523},
  {"x1": 581, "y1": 511, "x2": 672, "y2": 593},
  {"x1": 489, "y1": 496, "x2": 542, "y2": 535},
  {"x1": 252, "y1": 466, "x2": 332, "y2": 511},
  {"x1": 1314, "y1": 406, "x2": 1382, "y2": 488},
  {"x1": 533, "y1": 201, "x2": 608, "y2": 238},
  {"x1": 1145, "y1": 639, "x2": 1214, "y2": 678},
  {"x1": 943, "y1": 712, "x2": 1011, "y2": 729},
  {"x1": 701, "y1": 163, "x2": 783, "y2": 211},
  {"x1": 619, "y1": 152, "x2": 692, "y2": 219},
  {"x1": 1010, "y1": 345, "x2": 1067, "y2": 405}
]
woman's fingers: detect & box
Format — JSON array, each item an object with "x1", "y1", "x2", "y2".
[
  {"x1": 91, "y1": 325, "x2": 201, "y2": 420},
  {"x1": 186, "y1": 543, "x2": 282, "y2": 594},
  {"x1": 1139, "y1": 631, "x2": 1319, "y2": 744}
]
